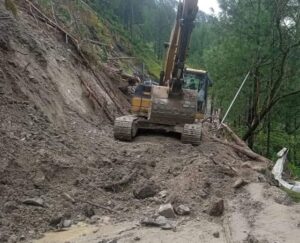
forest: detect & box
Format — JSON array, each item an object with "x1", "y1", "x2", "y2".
[{"x1": 7, "y1": 0, "x2": 300, "y2": 174}]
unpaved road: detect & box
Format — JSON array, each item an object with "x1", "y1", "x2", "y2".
[
  {"x1": 33, "y1": 182, "x2": 300, "y2": 243},
  {"x1": 34, "y1": 220, "x2": 228, "y2": 243}
]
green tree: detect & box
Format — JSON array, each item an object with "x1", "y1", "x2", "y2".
[{"x1": 189, "y1": 0, "x2": 300, "y2": 158}]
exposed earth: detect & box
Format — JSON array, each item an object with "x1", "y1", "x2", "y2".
[{"x1": 1, "y1": 2, "x2": 300, "y2": 243}]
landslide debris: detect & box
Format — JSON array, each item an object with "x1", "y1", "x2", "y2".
[{"x1": 0, "y1": 3, "x2": 280, "y2": 243}]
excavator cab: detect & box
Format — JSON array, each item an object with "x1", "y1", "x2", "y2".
[
  {"x1": 129, "y1": 68, "x2": 211, "y2": 120},
  {"x1": 183, "y1": 68, "x2": 212, "y2": 115}
]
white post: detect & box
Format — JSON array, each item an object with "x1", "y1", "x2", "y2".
[{"x1": 220, "y1": 71, "x2": 251, "y2": 127}]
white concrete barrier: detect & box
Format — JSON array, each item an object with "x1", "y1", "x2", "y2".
[{"x1": 272, "y1": 148, "x2": 300, "y2": 193}]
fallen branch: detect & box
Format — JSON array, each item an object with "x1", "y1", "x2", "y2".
[
  {"x1": 51, "y1": 187, "x2": 119, "y2": 214},
  {"x1": 102, "y1": 65, "x2": 122, "y2": 73},
  {"x1": 220, "y1": 123, "x2": 248, "y2": 148},
  {"x1": 23, "y1": 62, "x2": 31, "y2": 72},
  {"x1": 80, "y1": 39, "x2": 111, "y2": 47},
  {"x1": 25, "y1": 0, "x2": 79, "y2": 48},
  {"x1": 108, "y1": 57, "x2": 136, "y2": 60},
  {"x1": 62, "y1": 193, "x2": 75, "y2": 203},
  {"x1": 211, "y1": 136, "x2": 270, "y2": 164},
  {"x1": 13, "y1": 48, "x2": 29, "y2": 55},
  {"x1": 85, "y1": 200, "x2": 120, "y2": 214},
  {"x1": 102, "y1": 169, "x2": 137, "y2": 192},
  {"x1": 79, "y1": 77, "x2": 114, "y2": 122}
]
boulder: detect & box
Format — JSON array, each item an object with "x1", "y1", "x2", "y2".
[
  {"x1": 62, "y1": 219, "x2": 72, "y2": 228},
  {"x1": 133, "y1": 180, "x2": 159, "y2": 199},
  {"x1": 141, "y1": 215, "x2": 175, "y2": 230},
  {"x1": 209, "y1": 199, "x2": 224, "y2": 217},
  {"x1": 22, "y1": 198, "x2": 44, "y2": 207},
  {"x1": 3, "y1": 201, "x2": 18, "y2": 213},
  {"x1": 83, "y1": 204, "x2": 95, "y2": 218},
  {"x1": 161, "y1": 223, "x2": 174, "y2": 230},
  {"x1": 158, "y1": 203, "x2": 176, "y2": 218},
  {"x1": 175, "y1": 205, "x2": 191, "y2": 216},
  {"x1": 141, "y1": 216, "x2": 167, "y2": 227},
  {"x1": 158, "y1": 190, "x2": 168, "y2": 198},
  {"x1": 233, "y1": 178, "x2": 247, "y2": 189}
]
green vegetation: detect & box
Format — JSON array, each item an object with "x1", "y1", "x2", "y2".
[
  {"x1": 284, "y1": 188, "x2": 300, "y2": 202},
  {"x1": 87, "y1": 0, "x2": 177, "y2": 76},
  {"x1": 32, "y1": 0, "x2": 176, "y2": 77},
  {"x1": 288, "y1": 162, "x2": 300, "y2": 180},
  {"x1": 5, "y1": 0, "x2": 17, "y2": 16},
  {"x1": 189, "y1": 0, "x2": 300, "y2": 177}
]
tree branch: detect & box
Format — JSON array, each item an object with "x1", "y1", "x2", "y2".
[
  {"x1": 271, "y1": 89, "x2": 300, "y2": 106},
  {"x1": 243, "y1": 89, "x2": 300, "y2": 141}
]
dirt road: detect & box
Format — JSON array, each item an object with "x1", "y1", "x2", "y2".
[{"x1": 32, "y1": 180, "x2": 300, "y2": 243}]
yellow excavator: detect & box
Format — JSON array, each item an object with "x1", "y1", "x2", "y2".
[{"x1": 114, "y1": 0, "x2": 211, "y2": 145}]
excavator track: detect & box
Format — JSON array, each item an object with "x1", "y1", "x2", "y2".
[
  {"x1": 114, "y1": 116, "x2": 137, "y2": 142},
  {"x1": 181, "y1": 124, "x2": 202, "y2": 145}
]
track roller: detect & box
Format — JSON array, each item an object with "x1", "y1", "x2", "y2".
[
  {"x1": 113, "y1": 116, "x2": 138, "y2": 141},
  {"x1": 181, "y1": 124, "x2": 202, "y2": 145}
]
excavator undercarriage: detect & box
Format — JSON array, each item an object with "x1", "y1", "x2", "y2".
[{"x1": 114, "y1": 115, "x2": 202, "y2": 145}]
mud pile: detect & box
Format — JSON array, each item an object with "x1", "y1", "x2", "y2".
[
  {"x1": 0, "y1": 3, "x2": 126, "y2": 241},
  {"x1": 1, "y1": 3, "x2": 300, "y2": 243}
]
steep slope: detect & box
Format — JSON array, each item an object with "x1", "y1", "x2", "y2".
[{"x1": 0, "y1": 2, "x2": 129, "y2": 241}]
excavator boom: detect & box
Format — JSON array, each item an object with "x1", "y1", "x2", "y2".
[
  {"x1": 162, "y1": 0, "x2": 198, "y2": 94},
  {"x1": 148, "y1": 0, "x2": 199, "y2": 125}
]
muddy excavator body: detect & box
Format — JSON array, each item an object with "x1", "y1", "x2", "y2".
[{"x1": 114, "y1": 0, "x2": 210, "y2": 145}]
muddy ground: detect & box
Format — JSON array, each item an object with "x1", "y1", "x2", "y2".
[{"x1": 1, "y1": 2, "x2": 300, "y2": 243}]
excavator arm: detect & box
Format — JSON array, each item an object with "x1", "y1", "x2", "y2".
[{"x1": 161, "y1": 0, "x2": 198, "y2": 94}]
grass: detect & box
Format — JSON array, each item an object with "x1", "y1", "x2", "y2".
[
  {"x1": 283, "y1": 188, "x2": 300, "y2": 203},
  {"x1": 284, "y1": 162, "x2": 300, "y2": 202},
  {"x1": 288, "y1": 163, "x2": 300, "y2": 180}
]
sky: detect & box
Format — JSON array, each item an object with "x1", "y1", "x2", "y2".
[{"x1": 197, "y1": 0, "x2": 220, "y2": 14}]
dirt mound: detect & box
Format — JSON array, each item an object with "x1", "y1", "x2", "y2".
[
  {"x1": 0, "y1": 3, "x2": 127, "y2": 241},
  {"x1": 0, "y1": 3, "x2": 299, "y2": 243}
]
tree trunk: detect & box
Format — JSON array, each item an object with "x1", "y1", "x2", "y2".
[{"x1": 266, "y1": 114, "x2": 271, "y2": 157}]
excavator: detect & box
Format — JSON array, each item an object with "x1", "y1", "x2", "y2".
[{"x1": 114, "y1": 0, "x2": 211, "y2": 145}]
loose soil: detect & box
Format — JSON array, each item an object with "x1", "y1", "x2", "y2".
[{"x1": 1, "y1": 2, "x2": 300, "y2": 243}]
